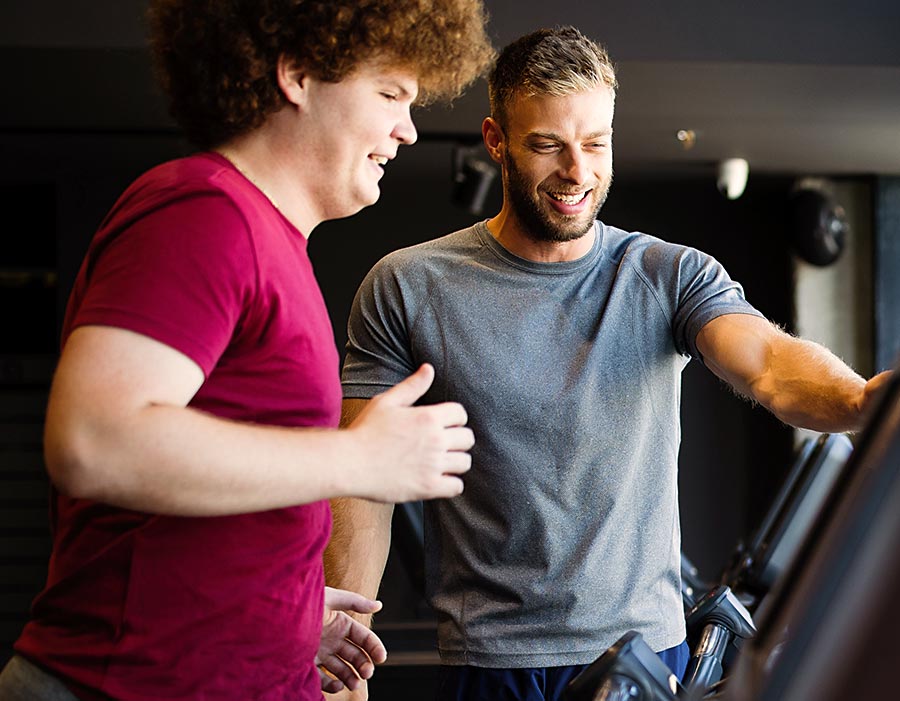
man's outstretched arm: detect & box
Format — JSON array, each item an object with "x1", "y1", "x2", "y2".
[{"x1": 696, "y1": 313, "x2": 892, "y2": 433}]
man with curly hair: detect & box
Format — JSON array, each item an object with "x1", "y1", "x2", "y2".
[
  {"x1": 0, "y1": 2, "x2": 492, "y2": 700},
  {"x1": 331, "y1": 26, "x2": 892, "y2": 701}
]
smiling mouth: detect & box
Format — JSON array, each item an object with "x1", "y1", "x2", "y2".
[
  {"x1": 370, "y1": 155, "x2": 388, "y2": 166},
  {"x1": 548, "y1": 190, "x2": 590, "y2": 205}
]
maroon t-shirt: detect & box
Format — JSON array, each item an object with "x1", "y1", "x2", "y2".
[{"x1": 16, "y1": 153, "x2": 340, "y2": 700}]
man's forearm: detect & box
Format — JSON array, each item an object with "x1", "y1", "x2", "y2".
[
  {"x1": 46, "y1": 327, "x2": 472, "y2": 515},
  {"x1": 324, "y1": 398, "x2": 396, "y2": 626},
  {"x1": 45, "y1": 400, "x2": 371, "y2": 515},
  {"x1": 698, "y1": 314, "x2": 887, "y2": 434},
  {"x1": 748, "y1": 334, "x2": 869, "y2": 432},
  {"x1": 324, "y1": 498, "x2": 394, "y2": 627}
]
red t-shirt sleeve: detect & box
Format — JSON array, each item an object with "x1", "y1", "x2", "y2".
[{"x1": 71, "y1": 191, "x2": 256, "y2": 377}]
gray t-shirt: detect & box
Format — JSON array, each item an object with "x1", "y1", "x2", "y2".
[{"x1": 342, "y1": 221, "x2": 763, "y2": 667}]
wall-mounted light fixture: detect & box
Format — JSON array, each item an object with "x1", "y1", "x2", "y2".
[
  {"x1": 452, "y1": 144, "x2": 497, "y2": 216},
  {"x1": 676, "y1": 129, "x2": 697, "y2": 150},
  {"x1": 717, "y1": 158, "x2": 750, "y2": 200}
]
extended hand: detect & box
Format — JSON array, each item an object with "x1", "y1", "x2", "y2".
[
  {"x1": 347, "y1": 364, "x2": 475, "y2": 502},
  {"x1": 316, "y1": 587, "x2": 387, "y2": 694},
  {"x1": 859, "y1": 370, "x2": 895, "y2": 421}
]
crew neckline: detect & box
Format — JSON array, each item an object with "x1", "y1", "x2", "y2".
[{"x1": 474, "y1": 220, "x2": 604, "y2": 275}]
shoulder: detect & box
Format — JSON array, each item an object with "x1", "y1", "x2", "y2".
[
  {"x1": 601, "y1": 224, "x2": 692, "y2": 263},
  {"x1": 101, "y1": 154, "x2": 264, "y2": 252},
  {"x1": 107, "y1": 155, "x2": 239, "y2": 224},
  {"x1": 83, "y1": 155, "x2": 266, "y2": 306},
  {"x1": 351, "y1": 226, "x2": 483, "y2": 315},
  {"x1": 122, "y1": 153, "x2": 234, "y2": 202},
  {"x1": 600, "y1": 224, "x2": 719, "y2": 279},
  {"x1": 367, "y1": 224, "x2": 483, "y2": 280}
]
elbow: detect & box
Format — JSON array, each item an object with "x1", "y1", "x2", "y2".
[
  {"x1": 763, "y1": 398, "x2": 805, "y2": 429},
  {"x1": 747, "y1": 373, "x2": 778, "y2": 413},
  {"x1": 43, "y1": 417, "x2": 108, "y2": 500}
]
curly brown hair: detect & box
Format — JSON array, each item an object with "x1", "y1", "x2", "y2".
[{"x1": 148, "y1": 0, "x2": 494, "y2": 148}]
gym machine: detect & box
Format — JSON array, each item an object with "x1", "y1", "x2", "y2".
[
  {"x1": 565, "y1": 631, "x2": 682, "y2": 701},
  {"x1": 681, "y1": 432, "x2": 853, "y2": 614},
  {"x1": 724, "y1": 366, "x2": 900, "y2": 700},
  {"x1": 564, "y1": 583, "x2": 756, "y2": 701},
  {"x1": 567, "y1": 430, "x2": 854, "y2": 700},
  {"x1": 718, "y1": 432, "x2": 853, "y2": 612}
]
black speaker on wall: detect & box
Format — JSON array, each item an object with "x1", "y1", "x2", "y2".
[{"x1": 788, "y1": 186, "x2": 847, "y2": 267}]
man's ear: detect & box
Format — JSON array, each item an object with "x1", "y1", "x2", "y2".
[
  {"x1": 276, "y1": 54, "x2": 308, "y2": 108},
  {"x1": 482, "y1": 117, "x2": 505, "y2": 165}
]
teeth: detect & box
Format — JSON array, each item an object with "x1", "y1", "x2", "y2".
[
  {"x1": 550, "y1": 191, "x2": 588, "y2": 205},
  {"x1": 371, "y1": 155, "x2": 388, "y2": 166}
]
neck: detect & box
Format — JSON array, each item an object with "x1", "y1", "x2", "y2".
[
  {"x1": 215, "y1": 117, "x2": 321, "y2": 237},
  {"x1": 485, "y1": 205, "x2": 596, "y2": 263}
]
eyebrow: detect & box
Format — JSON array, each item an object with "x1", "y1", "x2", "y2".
[
  {"x1": 525, "y1": 129, "x2": 613, "y2": 141},
  {"x1": 385, "y1": 80, "x2": 417, "y2": 100}
]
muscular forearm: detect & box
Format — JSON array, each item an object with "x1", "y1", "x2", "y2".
[
  {"x1": 324, "y1": 497, "x2": 394, "y2": 626},
  {"x1": 747, "y1": 334, "x2": 868, "y2": 432},
  {"x1": 321, "y1": 493, "x2": 392, "y2": 701},
  {"x1": 698, "y1": 314, "x2": 885, "y2": 434},
  {"x1": 323, "y1": 399, "x2": 396, "y2": 624}
]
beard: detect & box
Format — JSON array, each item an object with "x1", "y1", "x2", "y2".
[{"x1": 503, "y1": 148, "x2": 611, "y2": 244}]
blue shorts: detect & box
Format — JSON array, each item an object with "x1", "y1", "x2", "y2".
[{"x1": 435, "y1": 640, "x2": 689, "y2": 701}]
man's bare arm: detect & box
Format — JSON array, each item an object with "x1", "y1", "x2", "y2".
[
  {"x1": 323, "y1": 399, "x2": 396, "y2": 627},
  {"x1": 696, "y1": 314, "x2": 892, "y2": 433},
  {"x1": 321, "y1": 399, "x2": 399, "y2": 701},
  {"x1": 45, "y1": 326, "x2": 474, "y2": 515}
]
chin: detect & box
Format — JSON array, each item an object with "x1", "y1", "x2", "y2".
[
  {"x1": 337, "y1": 191, "x2": 381, "y2": 220},
  {"x1": 360, "y1": 184, "x2": 382, "y2": 208}
]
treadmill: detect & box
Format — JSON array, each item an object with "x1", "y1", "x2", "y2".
[
  {"x1": 682, "y1": 432, "x2": 853, "y2": 614},
  {"x1": 676, "y1": 432, "x2": 854, "y2": 693},
  {"x1": 720, "y1": 431, "x2": 854, "y2": 612},
  {"x1": 723, "y1": 366, "x2": 900, "y2": 700}
]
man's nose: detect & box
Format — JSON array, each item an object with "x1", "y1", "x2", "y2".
[
  {"x1": 393, "y1": 108, "x2": 418, "y2": 146},
  {"x1": 558, "y1": 148, "x2": 590, "y2": 183}
]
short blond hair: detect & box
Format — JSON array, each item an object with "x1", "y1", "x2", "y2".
[{"x1": 489, "y1": 26, "x2": 617, "y2": 128}]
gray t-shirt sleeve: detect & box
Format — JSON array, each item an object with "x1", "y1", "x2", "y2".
[
  {"x1": 343, "y1": 255, "x2": 417, "y2": 398},
  {"x1": 634, "y1": 241, "x2": 765, "y2": 362}
]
